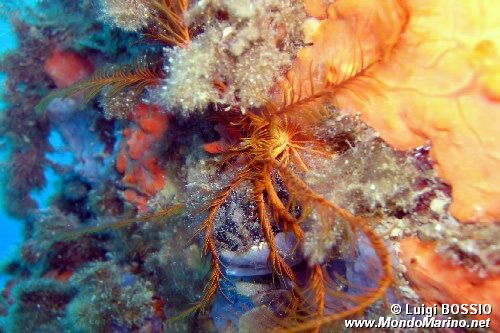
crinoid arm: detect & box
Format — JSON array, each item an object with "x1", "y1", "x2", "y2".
[
  {"x1": 146, "y1": 0, "x2": 190, "y2": 47},
  {"x1": 269, "y1": 160, "x2": 393, "y2": 332},
  {"x1": 254, "y1": 181, "x2": 296, "y2": 284},
  {"x1": 52, "y1": 203, "x2": 184, "y2": 242},
  {"x1": 37, "y1": 61, "x2": 164, "y2": 112},
  {"x1": 263, "y1": 171, "x2": 304, "y2": 240},
  {"x1": 181, "y1": 168, "x2": 252, "y2": 315}
]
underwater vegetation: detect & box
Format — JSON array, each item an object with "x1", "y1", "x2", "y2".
[{"x1": 0, "y1": 0, "x2": 499, "y2": 332}]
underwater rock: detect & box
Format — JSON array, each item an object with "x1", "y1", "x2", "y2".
[
  {"x1": 211, "y1": 280, "x2": 285, "y2": 332},
  {"x1": 6, "y1": 279, "x2": 76, "y2": 333},
  {"x1": 210, "y1": 285, "x2": 254, "y2": 331},
  {"x1": 87, "y1": 181, "x2": 125, "y2": 217},
  {"x1": 62, "y1": 178, "x2": 90, "y2": 201},
  {"x1": 237, "y1": 305, "x2": 278, "y2": 333},
  {"x1": 305, "y1": 110, "x2": 431, "y2": 220},
  {"x1": 66, "y1": 261, "x2": 154, "y2": 332},
  {"x1": 47, "y1": 97, "x2": 112, "y2": 184},
  {"x1": 3, "y1": 0, "x2": 499, "y2": 331},
  {"x1": 346, "y1": 233, "x2": 391, "y2": 294}
]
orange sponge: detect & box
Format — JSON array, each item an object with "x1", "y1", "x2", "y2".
[
  {"x1": 44, "y1": 49, "x2": 93, "y2": 88},
  {"x1": 116, "y1": 103, "x2": 171, "y2": 211},
  {"x1": 284, "y1": 0, "x2": 500, "y2": 222},
  {"x1": 400, "y1": 237, "x2": 500, "y2": 329}
]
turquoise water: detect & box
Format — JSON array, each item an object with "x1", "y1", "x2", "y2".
[
  {"x1": 0, "y1": 1, "x2": 107, "y2": 287},
  {"x1": 0, "y1": 5, "x2": 22, "y2": 286},
  {"x1": 0, "y1": 0, "x2": 37, "y2": 286}
]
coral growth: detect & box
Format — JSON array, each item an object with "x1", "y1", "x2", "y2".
[
  {"x1": 0, "y1": 20, "x2": 54, "y2": 216},
  {"x1": 306, "y1": 111, "x2": 424, "y2": 217},
  {"x1": 66, "y1": 261, "x2": 154, "y2": 332},
  {"x1": 6, "y1": 279, "x2": 76, "y2": 333},
  {"x1": 3, "y1": 0, "x2": 499, "y2": 331},
  {"x1": 154, "y1": 0, "x2": 305, "y2": 113},
  {"x1": 39, "y1": 61, "x2": 164, "y2": 116},
  {"x1": 99, "y1": 0, "x2": 153, "y2": 31},
  {"x1": 143, "y1": 228, "x2": 209, "y2": 314},
  {"x1": 19, "y1": 208, "x2": 108, "y2": 278}
]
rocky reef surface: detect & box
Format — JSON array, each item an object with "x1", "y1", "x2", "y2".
[{"x1": 0, "y1": 0, "x2": 498, "y2": 332}]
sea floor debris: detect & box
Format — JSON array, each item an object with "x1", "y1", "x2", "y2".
[{"x1": 0, "y1": 0, "x2": 499, "y2": 332}]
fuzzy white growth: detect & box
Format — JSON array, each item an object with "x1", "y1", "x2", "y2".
[
  {"x1": 99, "y1": 0, "x2": 152, "y2": 31},
  {"x1": 100, "y1": 89, "x2": 139, "y2": 119},
  {"x1": 153, "y1": 0, "x2": 305, "y2": 114},
  {"x1": 306, "y1": 111, "x2": 424, "y2": 216},
  {"x1": 302, "y1": 213, "x2": 348, "y2": 265},
  {"x1": 160, "y1": 33, "x2": 221, "y2": 113},
  {"x1": 303, "y1": 227, "x2": 337, "y2": 266},
  {"x1": 420, "y1": 218, "x2": 500, "y2": 277}
]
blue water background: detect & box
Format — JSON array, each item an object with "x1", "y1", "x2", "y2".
[
  {"x1": 1, "y1": 0, "x2": 92, "y2": 287},
  {"x1": 0, "y1": 0, "x2": 39, "y2": 286}
]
